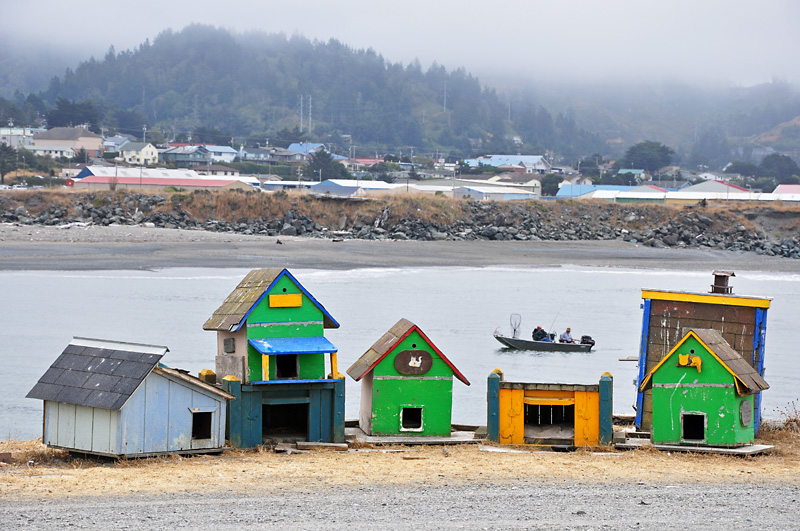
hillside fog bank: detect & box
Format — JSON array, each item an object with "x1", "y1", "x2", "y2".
[{"x1": 1, "y1": 190, "x2": 800, "y2": 259}]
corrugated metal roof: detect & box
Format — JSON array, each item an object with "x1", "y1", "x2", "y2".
[
  {"x1": 346, "y1": 318, "x2": 469, "y2": 385},
  {"x1": 249, "y1": 336, "x2": 337, "y2": 355},
  {"x1": 77, "y1": 176, "x2": 240, "y2": 187},
  {"x1": 26, "y1": 337, "x2": 168, "y2": 411},
  {"x1": 203, "y1": 269, "x2": 339, "y2": 332}
]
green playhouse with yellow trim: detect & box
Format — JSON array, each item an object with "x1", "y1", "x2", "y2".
[
  {"x1": 639, "y1": 328, "x2": 769, "y2": 446},
  {"x1": 347, "y1": 318, "x2": 470, "y2": 437}
]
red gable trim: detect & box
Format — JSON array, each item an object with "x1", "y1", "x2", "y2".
[{"x1": 359, "y1": 324, "x2": 470, "y2": 385}]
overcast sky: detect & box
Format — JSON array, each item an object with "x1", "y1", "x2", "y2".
[{"x1": 3, "y1": 0, "x2": 799, "y2": 86}]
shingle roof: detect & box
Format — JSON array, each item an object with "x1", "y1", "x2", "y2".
[
  {"x1": 203, "y1": 269, "x2": 339, "y2": 332},
  {"x1": 120, "y1": 142, "x2": 152, "y2": 152},
  {"x1": 692, "y1": 329, "x2": 769, "y2": 394},
  {"x1": 346, "y1": 318, "x2": 469, "y2": 385},
  {"x1": 26, "y1": 337, "x2": 168, "y2": 410},
  {"x1": 639, "y1": 329, "x2": 768, "y2": 395}
]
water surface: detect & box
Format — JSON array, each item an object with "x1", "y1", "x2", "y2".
[{"x1": 2, "y1": 266, "x2": 797, "y2": 440}]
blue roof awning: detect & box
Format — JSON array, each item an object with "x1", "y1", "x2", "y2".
[{"x1": 248, "y1": 337, "x2": 338, "y2": 355}]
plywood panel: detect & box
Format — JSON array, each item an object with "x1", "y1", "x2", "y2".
[
  {"x1": 56, "y1": 402, "x2": 76, "y2": 449},
  {"x1": 91, "y1": 408, "x2": 112, "y2": 454},
  {"x1": 121, "y1": 382, "x2": 147, "y2": 454},
  {"x1": 73, "y1": 405, "x2": 94, "y2": 451},
  {"x1": 498, "y1": 388, "x2": 524, "y2": 445},
  {"x1": 44, "y1": 401, "x2": 57, "y2": 446},
  {"x1": 143, "y1": 376, "x2": 169, "y2": 453},
  {"x1": 574, "y1": 391, "x2": 599, "y2": 446},
  {"x1": 168, "y1": 379, "x2": 193, "y2": 451}
]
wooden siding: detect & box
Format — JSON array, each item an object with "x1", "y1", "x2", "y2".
[
  {"x1": 117, "y1": 371, "x2": 226, "y2": 455},
  {"x1": 44, "y1": 401, "x2": 119, "y2": 455}
]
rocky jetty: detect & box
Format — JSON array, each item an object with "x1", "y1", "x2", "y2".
[{"x1": 1, "y1": 190, "x2": 799, "y2": 259}]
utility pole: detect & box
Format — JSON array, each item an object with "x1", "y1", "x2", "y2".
[
  {"x1": 308, "y1": 95, "x2": 312, "y2": 134},
  {"x1": 299, "y1": 95, "x2": 304, "y2": 133},
  {"x1": 142, "y1": 124, "x2": 147, "y2": 143},
  {"x1": 443, "y1": 82, "x2": 447, "y2": 113}
]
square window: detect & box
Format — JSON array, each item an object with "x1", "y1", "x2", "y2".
[
  {"x1": 400, "y1": 407, "x2": 423, "y2": 431},
  {"x1": 276, "y1": 354, "x2": 299, "y2": 379},
  {"x1": 192, "y1": 411, "x2": 212, "y2": 440}
]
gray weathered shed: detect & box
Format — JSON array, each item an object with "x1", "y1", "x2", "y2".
[{"x1": 26, "y1": 337, "x2": 234, "y2": 457}]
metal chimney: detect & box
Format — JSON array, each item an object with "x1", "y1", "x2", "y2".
[{"x1": 711, "y1": 270, "x2": 735, "y2": 294}]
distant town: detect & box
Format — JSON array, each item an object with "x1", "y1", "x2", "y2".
[{"x1": 1, "y1": 124, "x2": 798, "y2": 204}]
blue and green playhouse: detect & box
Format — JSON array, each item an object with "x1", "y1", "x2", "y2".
[{"x1": 204, "y1": 268, "x2": 344, "y2": 447}]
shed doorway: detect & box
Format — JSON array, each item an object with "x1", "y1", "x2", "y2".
[
  {"x1": 682, "y1": 413, "x2": 706, "y2": 442},
  {"x1": 263, "y1": 403, "x2": 308, "y2": 442},
  {"x1": 524, "y1": 402, "x2": 575, "y2": 443},
  {"x1": 400, "y1": 407, "x2": 423, "y2": 431}
]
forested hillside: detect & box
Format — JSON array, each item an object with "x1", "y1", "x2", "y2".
[
  {"x1": 1, "y1": 24, "x2": 799, "y2": 167},
  {"x1": 0, "y1": 25, "x2": 603, "y2": 159}
]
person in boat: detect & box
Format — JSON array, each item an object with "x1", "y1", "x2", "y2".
[
  {"x1": 532, "y1": 326, "x2": 550, "y2": 342},
  {"x1": 559, "y1": 328, "x2": 574, "y2": 343}
]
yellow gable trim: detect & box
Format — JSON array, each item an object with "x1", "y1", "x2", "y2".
[
  {"x1": 641, "y1": 289, "x2": 771, "y2": 309},
  {"x1": 268, "y1": 294, "x2": 302, "y2": 308},
  {"x1": 638, "y1": 331, "x2": 745, "y2": 392}
]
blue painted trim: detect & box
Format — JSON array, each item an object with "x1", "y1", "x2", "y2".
[
  {"x1": 753, "y1": 307, "x2": 768, "y2": 433},
  {"x1": 599, "y1": 374, "x2": 613, "y2": 445},
  {"x1": 248, "y1": 337, "x2": 338, "y2": 355},
  {"x1": 250, "y1": 378, "x2": 343, "y2": 385},
  {"x1": 235, "y1": 269, "x2": 340, "y2": 332},
  {"x1": 635, "y1": 299, "x2": 652, "y2": 428},
  {"x1": 487, "y1": 372, "x2": 501, "y2": 442}
]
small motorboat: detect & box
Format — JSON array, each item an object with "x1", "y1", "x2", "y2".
[{"x1": 494, "y1": 314, "x2": 595, "y2": 352}]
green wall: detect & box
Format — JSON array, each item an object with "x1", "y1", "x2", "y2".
[
  {"x1": 369, "y1": 330, "x2": 455, "y2": 436},
  {"x1": 650, "y1": 336, "x2": 755, "y2": 445},
  {"x1": 245, "y1": 274, "x2": 326, "y2": 383}
]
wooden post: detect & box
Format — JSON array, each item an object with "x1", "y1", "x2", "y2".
[
  {"x1": 599, "y1": 372, "x2": 613, "y2": 446},
  {"x1": 223, "y1": 377, "x2": 242, "y2": 448},
  {"x1": 487, "y1": 371, "x2": 502, "y2": 442},
  {"x1": 332, "y1": 378, "x2": 345, "y2": 443},
  {"x1": 330, "y1": 351, "x2": 338, "y2": 379}
]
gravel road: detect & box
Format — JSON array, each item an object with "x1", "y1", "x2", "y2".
[{"x1": 1, "y1": 480, "x2": 797, "y2": 530}]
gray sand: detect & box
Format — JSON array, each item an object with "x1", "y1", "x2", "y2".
[{"x1": 2, "y1": 223, "x2": 800, "y2": 272}]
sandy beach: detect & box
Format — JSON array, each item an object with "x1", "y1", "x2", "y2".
[{"x1": 2, "y1": 223, "x2": 800, "y2": 273}]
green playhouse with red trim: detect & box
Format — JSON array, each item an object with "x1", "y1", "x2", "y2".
[{"x1": 347, "y1": 318, "x2": 470, "y2": 437}]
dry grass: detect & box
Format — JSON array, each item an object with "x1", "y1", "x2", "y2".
[{"x1": 2, "y1": 427, "x2": 799, "y2": 500}]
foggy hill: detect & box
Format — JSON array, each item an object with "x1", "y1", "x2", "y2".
[{"x1": 1, "y1": 24, "x2": 799, "y2": 166}]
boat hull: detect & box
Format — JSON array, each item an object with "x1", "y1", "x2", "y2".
[{"x1": 494, "y1": 334, "x2": 593, "y2": 352}]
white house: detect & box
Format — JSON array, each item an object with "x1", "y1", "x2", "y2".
[{"x1": 205, "y1": 145, "x2": 238, "y2": 163}]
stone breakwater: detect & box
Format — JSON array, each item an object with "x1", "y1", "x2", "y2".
[{"x1": 1, "y1": 190, "x2": 799, "y2": 259}]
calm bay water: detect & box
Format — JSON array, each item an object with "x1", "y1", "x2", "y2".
[{"x1": 2, "y1": 266, "x2": 798, "y2": 440}]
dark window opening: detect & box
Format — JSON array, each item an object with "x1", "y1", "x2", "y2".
[
  {"x1": 523, "y1": 403, "x2": 575, "y2": 442},
  {"x1": 401, "y1": 407, "x2": 423, "y2": 430},
  {"x1": 263, "y1": 403, "x2": 308, "y2": 440},
  {"x1": 276, "y1": 354, "x2": 299, "y2": 379},
  {"x1": 192, "y1": 411, "x2": 212, "y2": 440},
  {"x1": 682, "y1": 413, "x2": 705, "y2": 441}
]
